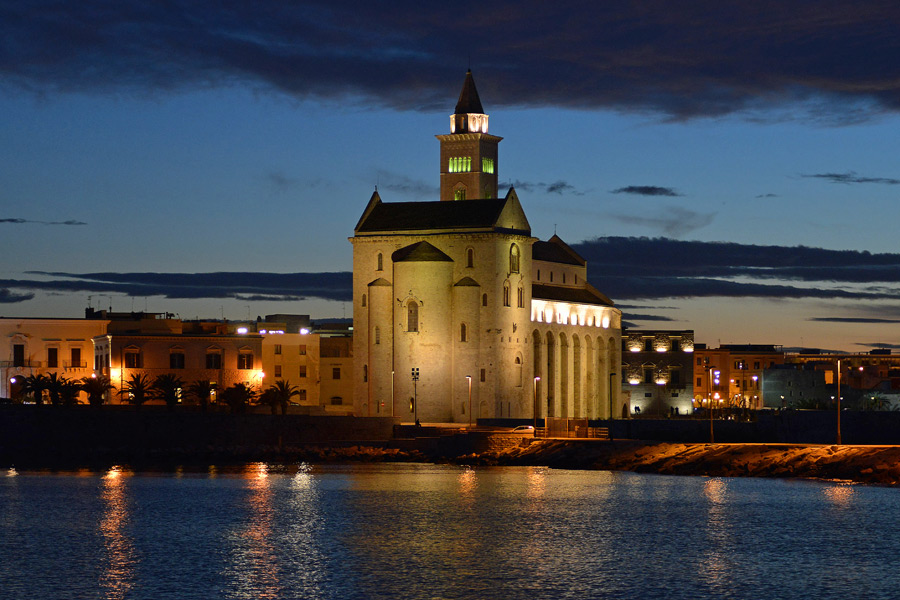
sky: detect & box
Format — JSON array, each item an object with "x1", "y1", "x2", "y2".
[{"x1": 3, "y1": 1, "x2": 900, "y2": 352}]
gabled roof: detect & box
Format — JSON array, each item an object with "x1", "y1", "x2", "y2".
[
  {"x1": 392, "y1": 241, "x2": 453, "y2": 262},
  {"x1": 355, "y1": 189, "x2": 530, "y2": 235},
  {"x1": 532, "y1": 234, "x2": 586, "y2": 266},
  {"x1": 532, "y1": 283, "x2": 613, "y2": 307},
  {"x1": 455, "y1": 69, "x2": 484, "y2": 115},
  {"x1": 454, "y1": 276, "x2": 480, "y2": 287}
]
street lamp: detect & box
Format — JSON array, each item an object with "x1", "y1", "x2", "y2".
[
  {"x1": 533, "y1": 376, "x2": 541, "y2": 430},
  {"x1": 751, "y1": 375, "x2": 759, "y2": 410},
  {"x1": 708, "y1": 368, "x2": 720, "y2": 443},
  {"x1": 411, "y1": 367, "x2": 420, "y2": 425},
  {"x1": 466, "y1": 375, "x2": 472, "y2": 428},
  {"x1": 836, "y1": 358, "x2": 841, "y2": 445}
]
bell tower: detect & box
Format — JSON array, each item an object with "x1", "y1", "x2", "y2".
[{"x1": 436, "y1": 70, "x2": 502, "y2": 201}]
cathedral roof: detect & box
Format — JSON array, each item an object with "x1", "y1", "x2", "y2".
[
  {"x1": 532, "y1": 234, "x2": 586, "y2": 266},
  {"x1": 355, "y1": 197, "x2": 528, "y2": 235},
  {"x1": 455, "y1": 69, "x2": 484, "y2": 115},
  {"x1": 454, "y1": 276, "x2": 480, "y2": 286},
  {"x1": 532, "y1": 283, "x2": 613, "y2": 307},
  {"x1": 392, "y1": 241, "x2": 453, "y2": 262}
]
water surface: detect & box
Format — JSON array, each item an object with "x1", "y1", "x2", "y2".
[{"x1": 1, "y1": 464, "x2": 895, "y2": 599}]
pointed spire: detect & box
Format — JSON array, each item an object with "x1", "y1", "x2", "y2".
[{"x1": 455, "y1": 69, "x2": 484, "y2": 115}]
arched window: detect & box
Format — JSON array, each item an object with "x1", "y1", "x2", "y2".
[
  {"x1": 482, "y1": 293, "x2": 488, "y2": 307},
  {"x1": 454, "y1": 188, "x2": 466, "y2": 201},
  {"x1": 509, "y1": 244, "x2": 520, "y2": 273},
  {"x1": 407, "y1": 301, "x2": 419, "y2": 332},
  {"x1": 363, "y1": 364, "x2": 368, "y2": 382},
  {"x1": 517, "y1": 286, "x2": 524, "y2": 308},
  {"x1": 503, "y1": 283, "x2": 511, "y2": 307},
  {"x1": 460, "y1": 323, "x2": 468, "y2": 342},
  {"x1": 376, "y1": 253, "x2": 383, "y2": 271},
  {"x1": 466, "y1": 248, "x2": 474, "y2": 268},
  {"x1": 361, "y1": 294, "x2": 367, "y2": 307}
]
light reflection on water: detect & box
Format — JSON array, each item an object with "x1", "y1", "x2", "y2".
[{"x1": 2, "y1": 465, "x2": 900, "y2": 599}]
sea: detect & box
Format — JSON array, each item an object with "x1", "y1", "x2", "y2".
[{"x1": 1, "y1": 463, "x2": 896, "y2": 600}]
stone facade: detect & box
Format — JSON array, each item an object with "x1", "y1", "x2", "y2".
[{"x1": 351, "y1": 71, "x2": 621, "y2": 423}]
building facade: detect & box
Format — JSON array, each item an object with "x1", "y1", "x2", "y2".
[
  {"x1": 622, "y1": 330, "x2": 695, "y2": 416},
  {"x1": 351, "y1": 71, "x2": 621, "y2": 423}
]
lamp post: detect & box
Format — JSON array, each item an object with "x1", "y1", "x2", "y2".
[
  {"x1": 411, "y1": 367, "x2": 419, "y2": 425},
  {"x1": 751, "y1": 375, "x2": 759, "y2": 410},
  {"x1": 836, "y1": 358, "x2": 841, "y2": 445},
  {"x1": 708, "y1": 368, "x2": 720, "y2": 443},
  {"x1": 466, "y1": 375, "x2": 472, "y2": 428},
  {"x1": 533, "y1": 376, "x2": 541, "y2": 430},
  {"x1": 391, "y1": 370, "x2": 395, "y2": 418}
]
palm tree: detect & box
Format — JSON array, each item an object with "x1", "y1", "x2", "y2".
[
  {"x1": 266, "y1": 379, "x2": 300, "y2": 415},
  {"x1": 121, "y1": 373, "x2": 153, "y2": 408},
  {"x1": 219, "y1": 383, "x2": 256, "y2": 414},
  {"x1": 257, "y1": 387, "x2": 280, "y2": 415},
  {"x1": 152, "y1": 374, "x2": 185, "y2": 411},
  {"x1": 19, "y1": 374, "x2": 48, "y2": 405},
  {"x1": 59, "y1": 379, "x2": 82, "y2": 406},
  {"x1": 186, "y1": 379, "x2": 216, "y2": 412},
  {"x1": 80, "y1": 375, "x2": 115, "y2": 408},
  {"x1": 45, "y1": 372, "x2": 69, "y2": 407}
]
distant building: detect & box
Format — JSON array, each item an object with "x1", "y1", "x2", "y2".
[
  {"x1": 694, "y1": 344, "x2": 784, "y2": 410},
  {"x1": 351, "y1": 71, "x2": 622, "y2": 422},
  {"x1": 1, "y1": 317, "x2": 108, "y2": 401},
  {"x1": 622, "y1": 330, "x2": 695, "y2": 416}
]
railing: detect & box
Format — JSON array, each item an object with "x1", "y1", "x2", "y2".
[{"x1": 64, "y1": 361, "x2": 88, "y2": 370}]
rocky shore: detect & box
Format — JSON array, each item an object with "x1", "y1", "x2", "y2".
[{"x1": 452, "y1": 439, "x2": 900, "y2": 486}]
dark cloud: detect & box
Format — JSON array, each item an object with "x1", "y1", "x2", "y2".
[
  {"x1": 0, "y1": 218, "x2": 86, "y2": 225},
  {"x1": 608, "y1": 206, "x2": 714, "y2": 237},
  {"x1": 621, "y1": 313, "x2": 677, "y2": 322},
  {"x1": 755, "y1": 193, "x2": 778, "y2": 198},
  {"x1": 802, "y1": 171, "x2": 900, "y2": 185},
  {"x1": 0, "y1": 288, "x2": 34, "y2": 303},
  {"x1": 810, "y1": 317, "x2": 900, "y2": 324},
  {"x1": 374, "y1": 171, "x2": 438, "y2": 197},
  {"x1": 855, "y1": 342, "x2": 900, "y2": 349},
  {"x1": 572, "y1": 237, "x2": 900, "y2": 301},
  {"x1": 512, "y1": 180, "x2": 585, "y2": 196},
  {"x1": 6, "y1": 2, "x2": 900, "y2": 121},
  {"x1": 611, "y1": 186, "x2": 681, "y2": 197},
  {"x1": 14, "y1": 271, "x2": 353, "y2": 302}
]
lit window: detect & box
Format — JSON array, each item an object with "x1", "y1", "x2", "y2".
[
  {"x1": 454, "y1": 188, "x2": 466, "y2": 200},
  {"x1": 482, "y1": 157, "x2": 494, "y2": 174}
]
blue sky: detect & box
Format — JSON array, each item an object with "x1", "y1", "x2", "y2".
[{"x1": 4, "y1": 1, "x2": 900, "y2": 352}]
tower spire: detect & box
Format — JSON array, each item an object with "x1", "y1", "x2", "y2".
[{"x1": 436, "y1": 70, "x2": 502, "y2": 201}]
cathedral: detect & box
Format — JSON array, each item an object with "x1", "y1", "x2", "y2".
[{"x1": 351, "y1": 71, "x2": 622, "y2": 423}]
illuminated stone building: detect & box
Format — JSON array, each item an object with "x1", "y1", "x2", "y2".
[
  {"x1": 351, "y1": 71, "x2": 621, "y2": 422},
  {"x1": 621, "y1": 330, "x2": 695, "y2": 416},
  {"x1": 1, "y1": 317, "x2": 108, "y2": 401}
]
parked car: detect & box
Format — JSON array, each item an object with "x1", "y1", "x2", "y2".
[{"x1": 512, "y1": 425, "x2": 535, "y2": 432}]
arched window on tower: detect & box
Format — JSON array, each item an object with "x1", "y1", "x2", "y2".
[
  {"x1": 503, "y1": 283, "x2": 511, "y2": 307},
  {"x1": 407, "y1": 301, "x2": 419, "y2": 332},
  {"x1": 454, "y1": 188, "x2": 466, "y2": 201},
  {"x1": 376, "y1": 253, "x2": 383, "y2": 271},
  {"x1": 361, "y1": 294, "x2": 367, "y2": 307},
  {"x1": 466, "y1": 248, "x2": 474, "y2": 268},
  {"x1": 460, "y1": 323, "x2": 467, "y2": 342},
  {"x1": 517, "y1": 285, "x2": 524, "y2": 308},
  {"x1": 482, "y1": 293, "x2": 488, "y2": 307},
  {"x1": 509, "y1": 244, "x2": 520, "y2": 273}
]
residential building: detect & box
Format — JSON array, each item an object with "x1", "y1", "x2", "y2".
[{"x1": 622, "y1": 330, "x2": 695, "y2": 416}]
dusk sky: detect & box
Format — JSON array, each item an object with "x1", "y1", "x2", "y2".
[{"x1": 4, "y1": 1, "x2": 900, "y2": 352}]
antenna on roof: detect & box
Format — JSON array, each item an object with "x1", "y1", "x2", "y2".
[{"x1": 554, "y1": 223, "x2": 558, "y2": 235}]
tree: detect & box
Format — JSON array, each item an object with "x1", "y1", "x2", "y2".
[
  {"x1": 219, "y1": 383, "x2": 256, "y2": 414},
  {"x1": 80, "y1": 375, "x2": 115, "y2": 408},
  {"x1": 152, "y1": 374, "x2": 185, "y2": 411},
  {"x1": 45, "y1": 373, "x2": 69, "y2": 407},
  {"x1": 19, "y1": 374, "x2": 48, "y2": 405},
  {"x1": 122, "y1": 373, "x2": 153, "y2": 408},
  {"x1": 265, "y1": 379, "x2": 300, "y2": 415},
  {"x1": 186, "y1": 379, "x2": 216, "y2": 412},
  {"x1": 59, "y1": 379, "x2": 82, "y2": 406}
]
